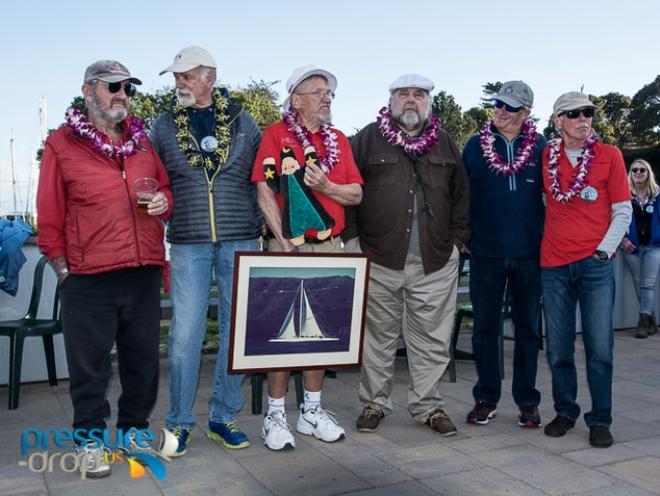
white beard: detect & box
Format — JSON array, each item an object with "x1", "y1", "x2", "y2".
[{"x1": 176, "y1": 89, "x2": 196, "y2": 108}]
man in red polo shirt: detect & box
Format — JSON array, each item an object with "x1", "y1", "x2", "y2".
[
  {"x1": 251, "y1": 65, "x2": 363, "y2": 451},
  {"x1": 541, "y1": 91, "x2": 631, "y2": 449}
]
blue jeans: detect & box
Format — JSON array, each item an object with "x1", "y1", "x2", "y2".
[
  {"x1": 542, "y1": 256, "x2": 614, "y2": 427},
  {"x1": 165, "y1": 239, "x2": 259, "y2": 429},
  {"x1": 470, "y1": 255, "x2": 542, "y2": 406},
  {"x1": 622, "y1": 246, "x2": 660, "y2": 316}
]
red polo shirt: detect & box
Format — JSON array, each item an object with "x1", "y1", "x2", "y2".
[
  {"x1": 252, "y1": 121, "x2": 363, "y2": 238},
  {"x1": 541, "y1": 141, "x2": 630, "y2": 267}
]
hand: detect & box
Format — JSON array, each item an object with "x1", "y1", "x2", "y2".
[
  {"x1": 304, "y1": 162, "x2": 330, "y2": 192},
  {"x1": 57, "y1": 271, "x2": 69, "y2": 285},
  {"x1": 147, "y1": 192, "x2": 169, "y2": 216},
  {"x1": 621, "y1": 238, "x2": 636, "y2": 253}
]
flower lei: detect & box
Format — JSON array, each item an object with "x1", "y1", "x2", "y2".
[
  {"x1": 376, "y1": 106, "x2": 441, "y2": 156},
  {"x1": 65, "y1": 106, "x2": 146, "y2": 159},
  {"x1": 546, "y1": 134, "x2": 599, "y2": 204},
  {"x1": 283, "y1": 108, "x2": 339, "y2": 173},
  {"x1": 173, "y1": 89, "x2": 231, "y2": 170},
  {"x1": 479, "y1": 119, "x2": 538, "y2": 176}
]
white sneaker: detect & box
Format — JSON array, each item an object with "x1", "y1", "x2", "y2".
[
  {"x1": 262, "y1": 411, "x2": 296, "y2": 451},
  {"x1": 75, "y1": 441, "x2": 111, "y2": 478},
  {"x1": 296, "y1": 405, "x2": 346, "y2": 442}
]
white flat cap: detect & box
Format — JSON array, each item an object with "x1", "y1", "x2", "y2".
[
  {"x1": 388, "y1": 74, "x2": 434, "y2": 93},
  {"x1": 283, "y1": 64, "x2": 337, "y2": 111}
]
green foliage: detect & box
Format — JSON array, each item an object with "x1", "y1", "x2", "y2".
[
  {"x1": 630, "y1": 75, "x2": 660, "y2": 146},
  {"x1": 589, "y1": 92, "x2": 632, "y2": 148},
  {"x1": 229, "y1": 79, "x2": 281, "y2": 130},
  {"x1": 432, "y1": 91, "x2": 467, "y2": 146},
  {"x1": 480, "y1": 82, "x2": 502, "y2": 109}
]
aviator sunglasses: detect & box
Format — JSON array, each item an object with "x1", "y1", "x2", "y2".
[
  {"x1": 93, "y1": 80, "x2": 137, "y2": 97},
  {"x1": 561, "y1": 108, "x2": 595, "y2": 119},
  {"x1": 494, "y1": 99, "x2": 523, "y2": 113}
]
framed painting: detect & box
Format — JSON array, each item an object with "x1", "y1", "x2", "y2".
[{"x1": 228, "y1": 252, "x2": 370, "y2": 373}]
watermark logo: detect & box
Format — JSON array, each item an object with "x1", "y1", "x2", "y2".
[{"x1": 18, "y1": 427, "x2": 175, "y2": 480}]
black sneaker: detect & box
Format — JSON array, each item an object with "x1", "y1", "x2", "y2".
[
  {"x1": 466, "y1": 402, "x2": 497, "y2": 425},
  {"x1": 589, "y1": 425, "x2": 613, "y2": 448},
  {"x1": 356, "y1": 406, "x2": 385, "y2": 432},
  {"x1": 518, "y1": 405, "x2": 542, "y2": 428},
  {"x1": 544, "y1": 415, "x2": 575, "y2": 437}
]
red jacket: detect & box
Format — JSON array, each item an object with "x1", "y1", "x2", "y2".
[{"x1": 37, "y1": 120, "x2": 173, "y2": 275}]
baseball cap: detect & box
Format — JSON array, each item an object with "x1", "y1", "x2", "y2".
[
  {"x1": 492, "y1": 81, "x2": 533, "y2": 109},
  {"x1": 283, "y1": 65, "x2": 337, "y2": 111},
  {"x1": 159, "y1": 46, "x2": 217, "y2": 75},
  {"x1": 388, "y1": 74, "x2": 434, "y2": 93},
  {"x1": 553, "y1": 91, "x2": 597, "y2": 117},
  {"x1": 84, "y1": 60, "x2": 142, "y2": 85}
]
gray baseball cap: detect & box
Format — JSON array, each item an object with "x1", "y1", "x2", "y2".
[
  {"x1": 84, "y1": 60, "x2": 142, "y2": 85},
  {"x1": 492, "y1": 81, "x2": 533, "y2": 109},
  {"x1": 553, "y1": 91, "x2": 597, "y2": 117}
]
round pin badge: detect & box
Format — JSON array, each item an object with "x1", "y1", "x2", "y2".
[
  {"x1": 580, "y1": 186, "x2": 598, "y2": 202},
  {"x1": 201, "y1": 136, "x2": 218, "y2": 152},
  {"x1": 646, "y1": 204, "x2": 654, "y2": 214}
]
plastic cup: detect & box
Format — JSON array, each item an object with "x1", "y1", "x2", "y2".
[{"x1": 133, "y1": 178, "x2": 159, "y2": 214}]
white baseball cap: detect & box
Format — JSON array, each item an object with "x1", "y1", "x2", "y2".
[
  {"x1": 159, "y1": 46, "x2": 217, "y2": 75},
  {"x1": 283, "y1": 64, "x2": 337, "y2": 111}
]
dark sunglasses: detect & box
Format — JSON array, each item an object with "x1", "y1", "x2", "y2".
[
  {"x1": 631, "y1": 168, "x2": 647, "y2": 173},
  {"x1": 494, "y1": 100, "x2": 523, "y2": 113},
  {"x1": 94, "y1": 80, "x2": 137, "y2": 97},
  {"x1": 562, "y1": 108, "x2": 595, "y2": 119}
]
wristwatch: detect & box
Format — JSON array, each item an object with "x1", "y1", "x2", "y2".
[{"x1": 594, "y1": 250, "x2": 609, "y2": 261}]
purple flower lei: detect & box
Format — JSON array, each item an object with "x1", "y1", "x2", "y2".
[
  {"x1": 65, "y1": 106, "x2": 146, "y2": 159},
  {"x1": 546, "y1": 134, "x2": 599, "y2": 204},
  {"x1": 283, "y1": 108, "x2": 340, "y2": 173},
  {"x1": 376, "y1": 107, "x2": 440, "y2": 156},
  {"x1": 479, "y1": 119, "x2": 538, "y2": 176}
]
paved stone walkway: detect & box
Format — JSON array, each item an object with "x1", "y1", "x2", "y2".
[{"x1": 2, "y1": 328, "x2": 660, "y2": 495}]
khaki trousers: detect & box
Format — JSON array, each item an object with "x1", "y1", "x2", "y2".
[{"x1": 358, "y1": 247, "x2": 458, "y2": 423}]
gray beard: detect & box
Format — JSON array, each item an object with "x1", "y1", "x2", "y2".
[
  {"x1": 176, "y1": 89, "x2": 196, "y2": 108},
  {"x1": 89, "y1": 94, "x2": 127, "y2": 124},
  {"x1": 394, "y1": 110, "x2": 422, "y2": 132},
  {"x1": 317, "y1": 112, "x2": 333, "y2": 126}
]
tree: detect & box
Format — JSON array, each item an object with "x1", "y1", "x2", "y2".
[
  {"x1": 463, "y1": 106, "x2": 492, "y2": 136},
  {"x1": 589, "y1": 93, "x2": 632, "y2": 148},
  {"x1": 480, "y1": 82, "x2": 502, "y2": 109},
  {"x1": 630, "y1": 75, "x2": 660, "y2": 146},
  {"x1": 431, "y1": 91, "x2": 468, "y2": 148}
]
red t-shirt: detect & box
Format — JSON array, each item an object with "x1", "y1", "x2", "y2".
[
  {"x1": 252, "y1": 121, "x2": 363, "y2": 237},
  {"x1": 541, "y1": 142, "x2": 631, "y2": 267}
]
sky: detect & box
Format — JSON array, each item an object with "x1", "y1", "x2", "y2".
[{"x1": 1, "y1": 0, "x2": 659, "y2": 215}]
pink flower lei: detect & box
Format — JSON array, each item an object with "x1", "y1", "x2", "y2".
[
  {"x1": 283, "y1": 108, "x2": 340, "y2": 173},
  {"x1": 376, "y1": 107, "x2": 441, "y2": 156},
  {"x1": 479, "y1": 119, "x2": 538, "y2": 176},
  {"x1": 65, "y1": 106, "x2": 147, "y2": 159},
  {"x1": 546, "y1": 134, "x2": 599, "y2": 204}
]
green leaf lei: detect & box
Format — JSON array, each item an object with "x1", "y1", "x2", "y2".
[{"x1": 173, "y1": 89, "x2": 231, "y2": 170}]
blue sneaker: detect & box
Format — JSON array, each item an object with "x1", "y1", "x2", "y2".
[
  {"x1": 207, "y1": 420, "x2": 250, "y2": 449},
  {"x1": 169, "y1": 427, "x2": 192, "y2": 457}
]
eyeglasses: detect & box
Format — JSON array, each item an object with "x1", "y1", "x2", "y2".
[
  {"x1": 93, "y1": 80, "x2": 137, "y2": 97},
  {"x1": 561, "y1": 108, "x2": 595, "y2": 119},
  {"x1": 494, "y1": 100, "x2": 523, "y2": 113},
  {"x1": 631, "y1": 168, "x2": 647, "y2": 174},
  {"x1": 295, "y1": 89, "x2": 335, "y2": 100}
]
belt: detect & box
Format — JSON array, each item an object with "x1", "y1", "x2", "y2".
[{"x1": 304, "y1": 236, "x2": 335, "y2": 245}]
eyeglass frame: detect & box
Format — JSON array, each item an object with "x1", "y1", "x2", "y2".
[
  {"x1": 294, "y1": 89, "x2": 336, "y2": 100},
  {"x1": 559, "y1": 108, "x2": 595, "y2": 119},
  {"x1": 631, "y1": 167, "x2": 648, "y2": 174},
  {"x1": 90, "y1": 80, "x2": 137, "y2": 97},
  {"x1": 493, "y1": 99, "x2": 523, "y2": 113}
]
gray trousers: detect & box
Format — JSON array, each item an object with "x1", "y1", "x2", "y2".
[{"x1": 358, "y1": 248, "x2": 458, "y2": 423}]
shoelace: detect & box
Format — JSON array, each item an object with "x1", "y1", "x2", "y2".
[
  {"x1": 362, "y1": 407, "x2": 382, "y2": 419},
  {"x1": 224, "y1": 421, "x2": 241, "y2": 433},
  {"x1": 311, "y1": 408, "x2": 340, "y2": 425},
  {"x1": 268, "y1": 412, "x2": 292, "y2": 430},
  {"x1": 427, "y1": 410, "x2": 449, "y2": 424},
  {"x1": 172, "y1": 427, "x2": 191, "y2": 445}
]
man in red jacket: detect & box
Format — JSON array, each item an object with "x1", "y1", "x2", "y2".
[{"x1": 36, "y1": 60, "x2": 172, "y2": 478}]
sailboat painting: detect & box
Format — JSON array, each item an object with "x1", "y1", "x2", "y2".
[{"x1": 229, "y1": 252, "x2": 369, "y2": 372}]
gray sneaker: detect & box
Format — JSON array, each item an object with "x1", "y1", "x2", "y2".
[
  {"x1": 75, "y1": 441, "x2": 111, "y2": 478},
  {"x1": 426, "y1": 409, "x2": 458, "y2": 437}
]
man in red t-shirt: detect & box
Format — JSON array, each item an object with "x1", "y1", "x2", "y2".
[
  {"x1": 251, "y1": 65, "x2": 363, "y2": 451},
  {"x1": 540, "y1": 91, "x2": 631, "y2": 449}
]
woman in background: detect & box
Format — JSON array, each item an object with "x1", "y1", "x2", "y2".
[{"x1": 621, "y1": 159, "x2": 660, "y2": 338}]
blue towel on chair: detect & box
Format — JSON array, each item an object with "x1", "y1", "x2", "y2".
[{"x1": 0, "y1": 219, "x2": 33, "y2": 296}]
